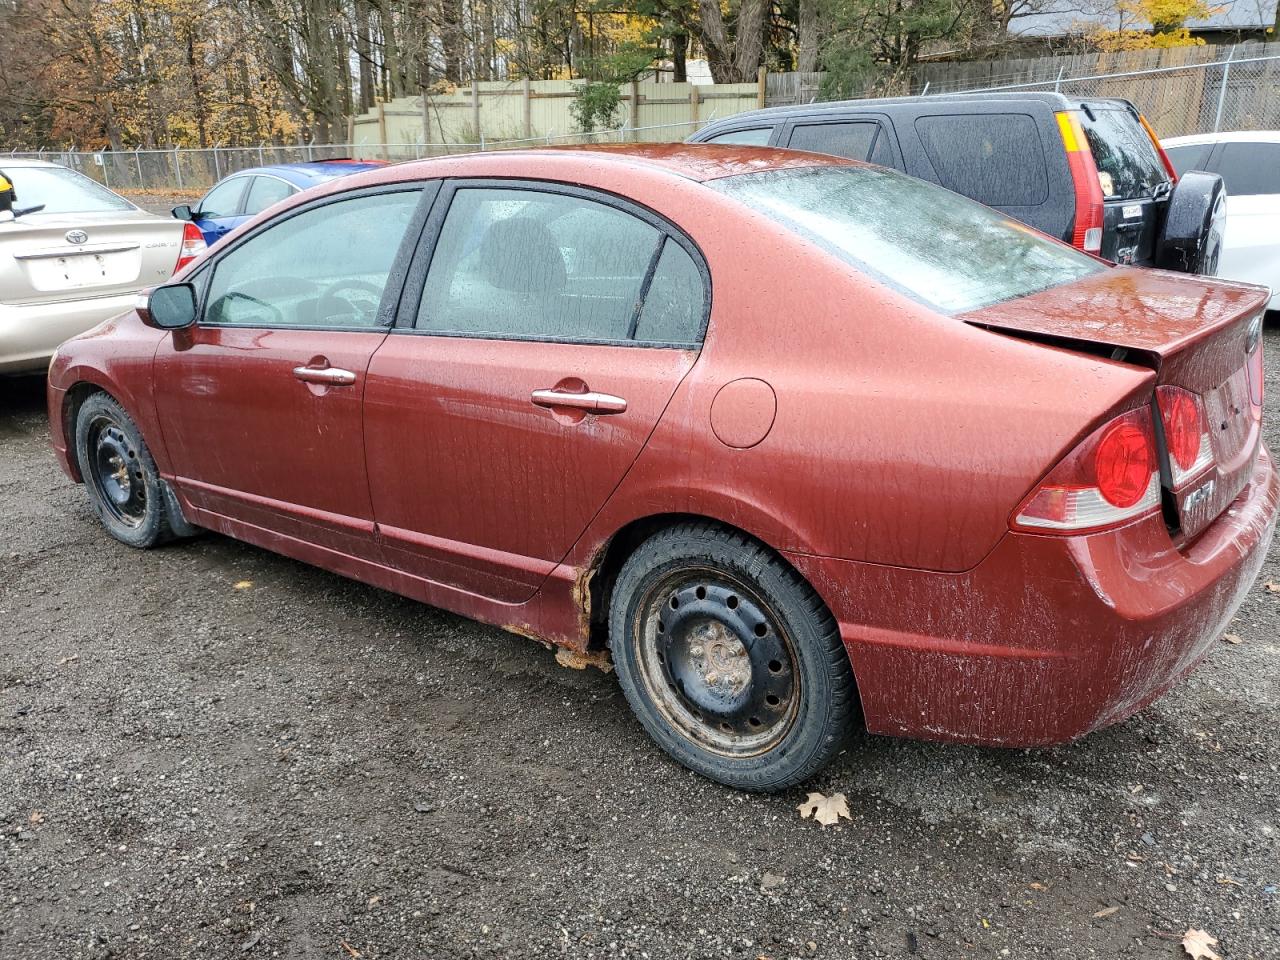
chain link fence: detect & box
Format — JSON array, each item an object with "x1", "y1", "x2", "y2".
[
  {"x1": 7, "y1": 51, "x2": 1278, "y2": 193},
  {"x1": 3, "y1": 120, "x2": 710, "y2": 194}
]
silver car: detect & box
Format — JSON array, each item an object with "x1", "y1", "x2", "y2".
[{"x1": 0, "y1": 159, "x2": 202, "y2": 374}]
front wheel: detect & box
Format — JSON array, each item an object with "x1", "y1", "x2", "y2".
[
  {"x1": 74, "y1": 392, "x2": 178, "y2": 549},
  {"x1": 609, "y1": 523, "x2": 859, "y2": 791}
]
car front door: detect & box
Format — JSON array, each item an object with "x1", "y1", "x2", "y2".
[
  {"x1": 191, "y1": 175, "x2": 251, "y2": 246},
  {"x1": 153, "y1": 184, "x2": 429, "y2": 558},
  {"x1": 363, "y1": 181, "x2": 709, "y2": 603}
]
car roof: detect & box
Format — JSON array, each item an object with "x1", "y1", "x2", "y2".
[
  {"x1": 0, "y1": 158, "x2": 62, "y2": 168},
  {"x1": 221, "y1": 159, "x2": 388, "y2": 186},
  {"x1": 698, "y1": 91, "x2": 1136, "y2": 129},
  {"x1": 386, "y1": 143, "x2": 855, "y2": 183},
  {"x1": 1162, "y1": 130, "x2": 1280, "y2": 146}
]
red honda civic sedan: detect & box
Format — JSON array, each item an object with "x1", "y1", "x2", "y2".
[{"x1": 47, "y1": 145, "x2": 1276, "y2": 791}]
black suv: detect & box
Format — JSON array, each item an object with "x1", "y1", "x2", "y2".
[{"x1": 689, "y1": 92, "x2": 1224, "y2": 275}]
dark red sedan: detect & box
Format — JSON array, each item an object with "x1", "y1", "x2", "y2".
[{"x1": 47, "y1": 145, "x2": 1277, "y2": 791}]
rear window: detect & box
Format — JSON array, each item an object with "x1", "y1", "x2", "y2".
[
  {"x1": 1078, "y1": 107, "x2": 1168, "y2": 201},
  {"x1": 1212, "y1": 141, "x2": 1280, "y2": 196},
  {"x1": 914, "y1": 113, "x2": 1048, "y2": 207},
  {"x1": 1164, "y1": 142, "x2": 1214, "y2": 177},
  {"x1": 709, "y1": 165, "x2": 1102, "y2": 314},
  {"x1": 1, "y1": 165, "x2": 133, "y2": 214}
]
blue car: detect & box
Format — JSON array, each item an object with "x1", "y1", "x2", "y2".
[{"x1": 172, "y1": 160, "x2": 387, "y2": 247}]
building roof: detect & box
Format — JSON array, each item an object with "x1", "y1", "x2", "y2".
[{"x1": 1010, "y1": 0, "x2": 1279, "y2": 37}]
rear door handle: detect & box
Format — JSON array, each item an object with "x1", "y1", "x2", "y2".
[
  {"x1": 531, "y1": 388, "x2": 627, "y2": 414},
  {"x1": 293, "y1": 365, "x2": 357, "y2": 386}
]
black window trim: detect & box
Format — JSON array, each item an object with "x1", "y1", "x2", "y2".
[
  {"x1": 240, "y1": 172, "x2": 302, "y2": 217},
  {"x1": 779, "y1": 113, "x2": 902, "y2": 169},
  {"x1": 392, "y1": 177, "x2": 712, "y2": 350},
  {"x1": 197, "y1": 173, "x2": 253, "y2": 220},
  {"x1": 700, "y1": 125, "x2": 778, "y2": 147},
  {"x1": 187, "y1": 180, "x2": 439, "y2": 334}
]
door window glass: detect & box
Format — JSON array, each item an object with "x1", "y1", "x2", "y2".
[
  {"x1": 1213, "y1": 142, "x2": 1280, "y2": 196},
  {"x1": 417, "y1": 188, "x2": 676, "y2": 342},
  {"x1": 1077, "y1": 107, "x2": 1168, "y2": 200},
  {"x1": 1164, "y1": 143, "x2": 1214, "y2": 177},
  {"x1": 705, "y1": 127, "x2": 773, "y2": 146},
  {"x1": 198, "y1": 177, "x2": 249, "y2": 219},
  {"x1": 632, "y1": 239, "x2": 705, "y2": 343},
  {"x1": 788, "y1": 122, "x2": 878, "y2": 161},
  {"x1": 243, "y1": 176, "x2": 297, "y2": 216},
  {"x1": 205, "y1": 190, "x2": 420, "y2": 328},
  {"x1": 914, "y1": 113, "x2": 1048, "y2": 206}
]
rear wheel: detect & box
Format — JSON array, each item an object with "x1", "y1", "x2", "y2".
[
  {"x1": 1156, "y1": 170, "x2": 1226, "y2": 276},
  {"x1": 609, "y1": 522, "x2": 858, "y2": 791},
  {"x1": 74, "y1": 392, "x2": 177, "y2": 549}
]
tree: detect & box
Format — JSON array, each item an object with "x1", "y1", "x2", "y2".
[{"x1": 1088, "y1": 0, "x2": 1215, "y2": 48}]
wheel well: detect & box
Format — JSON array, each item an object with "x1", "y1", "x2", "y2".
[
  {"x1": 586, "y1": 513, "x2": 831, "y2": 652},
  {"x1": 61, "y1": 382, "x2": 107, "y2": 482}
]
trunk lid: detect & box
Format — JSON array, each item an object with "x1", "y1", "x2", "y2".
[
  {"x1": 963, "y1": 267, "x2": 1269, "y2": 540},
  {"x1": 0, "y1": 210, "x2": 184, "y2": 306}
]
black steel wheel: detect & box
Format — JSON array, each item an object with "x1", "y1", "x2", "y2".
[
  {"x1": 74, "y1": 392, "x2": 183, "y2": 548},
  {"x1": 610, "y1": 522, "x2": 859, "y2": 791}
]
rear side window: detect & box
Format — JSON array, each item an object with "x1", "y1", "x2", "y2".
[
  {"x1": 1212, "y1": 142, "x2": 1280, "y2": 196},
  {"x1": 788, "y1": 122, "x2": 879, "y2": 161},
  {"x1": 1164, "y1": 142, "x2": 1214, "y2": 176},
  {"x1": 914, "y1": 113, "x2": 1048, "y2": 207},
  {"x1": 705, "y1": 128, "x2": 773, "y2": 146},
  {"x1": 1078, "y1": 107, "x2": 1167, "y2": 200},
  {"x1": 243, "y1": 176, "x2": 296, "y2": 216},
  {"x1": 711, "y1": 165, "x2": 1101, "y2": 314},
  {"x1": 417, "y1": 187, "x2": 703, "y2": 344}
]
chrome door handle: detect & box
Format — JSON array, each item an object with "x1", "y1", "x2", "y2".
[
  {"x1": 293, "y1": 365, "x2": 357, "y2": 386},
  {"x1": 531, "y1": 389, "x2": 627, "y2": 414}
]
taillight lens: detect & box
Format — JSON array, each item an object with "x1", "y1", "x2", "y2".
[
  {"x1": 1156, "y1": 385, "x2": 1212, "y2": 487},
  {"x1": 1013, "y1": 406, "x2": 1160, "y2": 533},
  {"x1": 174, "y1": 222, "x2": 206, "y2": 273},
  {"x1": 1056, "y1": 110, "x2": 1105, "y2": 254}
]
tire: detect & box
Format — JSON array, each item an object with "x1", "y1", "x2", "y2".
[
  {"x1": 1156, "y1": 170, "x2": 1226, "y2": 276},
  {"x1": 74, "y1": 392, "x2": 180, "y2": 549},
  {"x1": 609, "y1": 522, "x2": 859, "y2": 792}
]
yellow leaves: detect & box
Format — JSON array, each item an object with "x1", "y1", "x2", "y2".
[
  {"x1": 1182, "y1": 929, "x2": 1221, "y2": 960},
  {"x1": 797, "y1": 791, "x2": 851, "y2": 826},
  {"x1": 233, "y1": 580, "x2": 253, "y2": 590}
]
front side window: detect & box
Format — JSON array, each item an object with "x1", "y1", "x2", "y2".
[
  {"x1": 243, "y1": 176, "x2": 297, "y2": 216},
  {"x1": 2, "y1": 165, "x2": 133, "y2": 214},
  {"x1": 204, "y1": 189, "x2": 420, "y2": 328},
  {"x1": 417, "y1": 187, "x2": 703, "y2": 344},
  {"x1": 1212, "y1": 141, "x2": 1280, "y2": 196},
  {"x1": 915, "y1": 113, "x2": 1048, "y2": 207},
  {"x1": 788, "y1": 122, "x2": 879, "y2": 162},
  {"x1": 1078, "y1": 106, "x2": 1168, "y2": 200},
  {"x1": 705, "y1": 128, "x2": 773, "y2": 146},
  {"x1": 198, "y1": 177, "x2": 248, "y2": 219},
  {"x1": 710, "y1": 165, "x2": 1101, "y2": 314}
]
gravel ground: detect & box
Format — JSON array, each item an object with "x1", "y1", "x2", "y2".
[{"x1": 2, "y1": 314, "x2": 1279, "y2": 959}]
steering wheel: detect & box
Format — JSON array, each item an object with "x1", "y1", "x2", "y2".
[
  {"x1": 209, "y1": 291, "x2": 285, "y2": 327},
  {"x1": 316, "y1": 278, "x2": 384, "y2": 326}
]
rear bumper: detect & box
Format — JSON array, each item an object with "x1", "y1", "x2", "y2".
[
  {"x1": 788, "y1": 443, "x2": 1279, "y2": 746},
  {"x1": 0, "y1": 293, "x2": 135, "y2": 374}
]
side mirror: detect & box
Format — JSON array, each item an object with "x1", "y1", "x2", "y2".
[
  {"x1": 171, "y1": 204, "x2": 194, "y2": 221},
  {"x1": 137, "y1": 283, "x2": 197, "y2": 330}
]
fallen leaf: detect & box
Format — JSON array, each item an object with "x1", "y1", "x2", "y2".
[
  {"x1": 339, "y1": 940, "x2": 361, "y2": 958},
  {"x1": 57, "y1": 654, "x2": 79, "y2": 665},
  {"x1": 240, "y1": 930, "x2": 262, "y2": 952},
  {"x1": 234, "y1": 580, "x2": 253, "y2": 590},
  {"x1": 1264, "y1": 581, "x2": 1280, "y2": 593},
  {"x1": 760, "y1": 871, "x2": 786, "y2": 891},
  {"x1": 797, "y1": 791, "x2": 850, "y2": 827},
  {"x1": 1182, "y1": 929, "x2": 1221, "y2": 960},
  {"x1": 28, "y1": 810, "x2": 44, "y2": 826},
  {"x1": 1216, "y1": 876, "x2": 1241, "y2": 887},
  {"x1": 1029, "y1": 882, "x2": 1048, "y2": 891},
  {"x1": 1221, "y1": 633, "x2": 1243, "y2": 645},
  {"x1": 1093, "y1": 905, "x2": 1120, "y2": 919},
  {"x1": 554, "y1": 647, "x2": 613, "y2": 673}
]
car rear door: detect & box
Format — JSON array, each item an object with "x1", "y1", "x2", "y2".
[
  {"x1": 153, "y1": 184, "x2": 429, "y2": 558},
  {"x1": 363, "y1": 180, "x2": 708, "y2": 603},
  {"x1": 780, "y1": 114, "x2": 903, "y2": 170}
]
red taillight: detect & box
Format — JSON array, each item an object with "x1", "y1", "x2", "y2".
[
  {"x1": 1013, "y1": 406, "x2": 1160, "y2": 533},
  {"x1": 1094, "y1": 419, "x2": 1154, "y2": 507},
  {"x1": 1056, "y1": 111, "x2": 1105, "y2": 254},
  {"x1": 174, "y1": 222, "x2": 206, "y2": 274},
  {"x1": 1156, "y1": 385, "x2": 1213, "y2": 488},
  {"x1": 1138, "y1": 113, "x2": 1178, "y2": 183}
]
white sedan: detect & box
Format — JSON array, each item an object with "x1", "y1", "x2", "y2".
[
  {"x1": 0, "y1": 159, "x2": 205, "y2": 374},
  {"x1": 1162, "y1": 131, "x2": 1280, "y2": 312}
]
